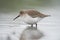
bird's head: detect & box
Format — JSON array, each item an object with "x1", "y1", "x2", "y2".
[{"x1": 13, "y1": 10, "x2": 25, "y2": 20}]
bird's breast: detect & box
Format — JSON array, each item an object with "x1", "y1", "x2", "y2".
[{"x1": 21, "y1": 14, "x2": 42, "y2": 24}]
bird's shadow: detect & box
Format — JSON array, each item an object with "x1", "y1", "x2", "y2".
[{"x1": 20, "y1": 26, "x2": 44, "y2": 40}]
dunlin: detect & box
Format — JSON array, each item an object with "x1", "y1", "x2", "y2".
[{"x1": 13, "y1": 9, "x2": 50, "y2": 29}]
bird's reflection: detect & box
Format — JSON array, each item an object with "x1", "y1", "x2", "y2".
[{"x1": 20, "y1": 26, "x2": 44, "y2": 40}]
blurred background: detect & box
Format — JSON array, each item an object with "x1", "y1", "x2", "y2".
[
  {"x1": 0, "y1": 0, "x2": 60, "y2": 13},
  {"x1": 0, "y1": 0, "x2": 51, "y2": 12},
  {"x1": 0, "y1": 0, "x2": 60, "y2": 40}
]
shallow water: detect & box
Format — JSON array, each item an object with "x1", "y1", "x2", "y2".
[{"x1": 0, "y1": 7, "x2": 60, "y2": 40}]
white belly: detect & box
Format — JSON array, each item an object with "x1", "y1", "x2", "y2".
[{"x1": 21, "y1": 14, "x2": 42, "y2": 24}]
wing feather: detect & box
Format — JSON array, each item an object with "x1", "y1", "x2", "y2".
[{"x1": 26, "y1": 10, "x2": 46, "y2": 18}]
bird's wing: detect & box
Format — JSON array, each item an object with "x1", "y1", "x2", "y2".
[{"x1": 26, "y1": 10, "x2": 46, "y2": 18}]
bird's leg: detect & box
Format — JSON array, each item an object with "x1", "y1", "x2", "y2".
[
  {"x1": 36, "y1": 23, "x2": 37, "y2": 29},
  {"x1": 31, "y1": 24, "x2": 33, "y2": 27}
]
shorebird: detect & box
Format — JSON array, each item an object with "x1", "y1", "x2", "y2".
[{"x1": 13, "y1": 9, "x2": 50, "y2": 29}]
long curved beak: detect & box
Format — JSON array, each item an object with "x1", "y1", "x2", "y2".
[{"x1": 13, "y1": 15, "x2": 20, "y2": 20}]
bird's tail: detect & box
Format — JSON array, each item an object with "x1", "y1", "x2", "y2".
[{"x1": 45, "y1": 15, "x2": 51, "y2": 17}]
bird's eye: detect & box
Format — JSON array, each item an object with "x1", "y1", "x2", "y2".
[{"x1": 20, "y1": 11, "x2": 24, "y2": 14}]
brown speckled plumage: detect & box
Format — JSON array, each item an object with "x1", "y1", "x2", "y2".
[{"x1": 20, "y1": 9, "x2": 50, "y2": 18}]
